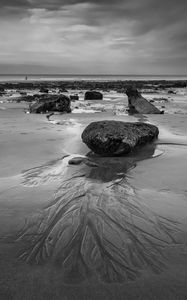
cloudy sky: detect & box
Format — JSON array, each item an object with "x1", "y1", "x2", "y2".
[{"x1": 0, "y1": 0, "x2": 186, "y2": 75}]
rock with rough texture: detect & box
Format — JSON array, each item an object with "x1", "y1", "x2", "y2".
[
  {"x1": 29, "y1": 94, "x2": 71, "y2": 114},
  {"x1": 82, "y1": 120, "x2": 159, "y2": 156},
  {"x1": 126, "y1": 87, "x2": 163, "y2": 114},
  {"x1": 84, "y1": 91, "x2": 103, "y2": 100}
]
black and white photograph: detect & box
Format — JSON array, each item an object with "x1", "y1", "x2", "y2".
[{"x1": 0, "y1": 0, "x2": 187, "y2": 299}]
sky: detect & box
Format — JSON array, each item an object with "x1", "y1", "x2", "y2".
[{"x1": 0, "y1": 0, "x2": 186, "y2": 75}]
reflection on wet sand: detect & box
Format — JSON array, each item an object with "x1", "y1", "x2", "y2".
[{"x1": 15, "y1": 145, "x2": 180, "y2": 284}]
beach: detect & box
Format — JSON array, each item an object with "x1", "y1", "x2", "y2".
[{"x1": 0, "y1": 80, "x2": 187, "y2": 299}]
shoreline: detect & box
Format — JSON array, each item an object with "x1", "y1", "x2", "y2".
[
  {"x1": 0, "y1": 83, "x2": 187, "y2": 297},
  {"x1": 0, "y1": 79, "x2": 186, "y2": 91}
]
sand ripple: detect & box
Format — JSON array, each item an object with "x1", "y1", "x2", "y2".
[{"x1": 16, "y1": 157, "x2": 180, "y2": 284}]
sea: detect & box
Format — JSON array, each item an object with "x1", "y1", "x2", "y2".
[{"x1": 0, "y1": 74, "x2": 187, "y2": 82}]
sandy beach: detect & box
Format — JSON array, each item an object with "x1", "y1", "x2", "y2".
[{"x1": 0, "y1": 82, "x2": 187, "y2": 299}]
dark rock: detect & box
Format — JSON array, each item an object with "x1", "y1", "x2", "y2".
[
  {"x1": 84, "y1": 91, "x2": 103, "y2": 100},
  {"x1": 68, "y1": 157, "x2": 86, "y2": 165},
  {"x1": 20, "y1": 91, "x2": 27, "y2": 96},
  {"x1": 29, "y1": 94, "x2": 71, "y2": 114},
  {"x1": 68, "y1": 156, "x2": 98, "y2": 167},
  {"x1": 82, "y1": 120, "x2": 159, "y2": 156},
  {"x1": 39, "y1": 88, "x2": 49, "y2": 93},
  {"x1": 126, "y1": 87, "x2": 162, "y2": 114},
  {"x1": 70, "y1": 94, "x2": 79, "y2": 101},
  {"x1": 0, "y1": 87, "x2": 5, "y2": 96}
]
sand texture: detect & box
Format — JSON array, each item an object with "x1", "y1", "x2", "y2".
[{"x1": 0, "y1": 83, "x2": 187, "y2": 299}]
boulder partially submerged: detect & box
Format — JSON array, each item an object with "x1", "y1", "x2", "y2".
[
  {"x1": 29, "y1": 94, "x2": 71, "y2": 114},
  {"x1": 84, "y1": 91, "x2": 103, "y2": 100},
  {"x1": 126, "y1": 87, "x2": 163, "y2": 114},
  {"x1": 82, "y1": 120, "x2": 159, "y2": 156}
]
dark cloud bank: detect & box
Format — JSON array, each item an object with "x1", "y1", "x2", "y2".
[{"x1": 0, "y1": 0, "x2": 187, "y2": 74}]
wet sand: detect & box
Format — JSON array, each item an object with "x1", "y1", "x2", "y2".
[{"x1": 0, "y1": 92, "x2": 187, "y2": 299}]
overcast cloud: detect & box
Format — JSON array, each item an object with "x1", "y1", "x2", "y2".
[{"x1": 0, "y1": 0, "x2": 186, "y2": 74}]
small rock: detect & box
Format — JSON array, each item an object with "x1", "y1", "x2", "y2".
[
  {"x1": 70, "y1": 95, "x2": 79, "y2": 101},
  {"x1": 84, "y1": 91, "x2": 103, "y2": 100},
  {"x1": 68, "y1": 157, "x2": 86, "y2": 165},
  {"x1": 39, "y1": 88, "x2": 49, "y2": 93}
]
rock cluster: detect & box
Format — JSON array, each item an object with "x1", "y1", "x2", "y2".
[
  {"x1": 82, "y1": 120, "x2": 159, "y2": 156},
  {"x1": 0, "y1": 80, "x2": 186, "y2": 92},
  {"x1": 29, "y1": 94, "x2": 71, "y2": 114}
]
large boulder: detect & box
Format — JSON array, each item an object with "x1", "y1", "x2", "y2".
[
  {"x1": 29, "y1": 94, "x2": 71, "y2": 114},
  {"x1": 126, "y1": 87, "x2": 163, "y2": 114},
  {"x1": 84, "y1": 91, "x2": 103, "y2": 100},
  {"x1": 82, "y1": 120, "x2": 159, "y2": 156}
]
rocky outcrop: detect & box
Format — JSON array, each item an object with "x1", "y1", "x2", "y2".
[
  {"x1": 29, "y1": 94, "x2": 71, "y2": 114},
  {"x1": 126, "y1": 87, "x2": 163, "y2": 114},
  {"x1": 84, "y1": 91, "x2": 103, "y2": 100},
  {"x1": 82, "y1": 120, "x2": 159, "y2": 156}
]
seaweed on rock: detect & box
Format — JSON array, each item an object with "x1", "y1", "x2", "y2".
[{"x1": 17, "y1": 159, "x2": 180, "y2": 284}]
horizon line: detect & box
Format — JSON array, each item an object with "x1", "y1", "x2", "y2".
[{"x1": 0, "y1": 74, "x2": 187, "y2": 77}]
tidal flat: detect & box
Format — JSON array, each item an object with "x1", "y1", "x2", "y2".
[{"x1": 0, "y1": 82, "x2": 187, "y2": 300}]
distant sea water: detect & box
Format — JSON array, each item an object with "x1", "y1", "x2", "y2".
[{"x1": 0, "y1": 74, "x2": 187, "y2": 82}]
